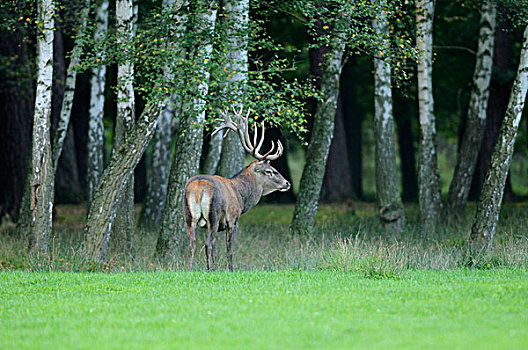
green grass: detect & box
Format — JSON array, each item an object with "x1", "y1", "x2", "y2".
[
  {"x1": 2, "y1": 270, "x2": 527, "y2": 349},
  {"x1": 2, "y1": 203, "x2": 528, "y2": 348},
  {"x1": 2, "y1": 203, "x2": 528, "y2": 272}
]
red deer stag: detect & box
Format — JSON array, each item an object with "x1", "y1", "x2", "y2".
[{"x1": 183, "y1": 107, "x2": 290, "y2": 271}]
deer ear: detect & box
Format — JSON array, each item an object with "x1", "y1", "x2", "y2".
[{"x1": 253, "y1": 160, "x2": 268, "y2": 172}]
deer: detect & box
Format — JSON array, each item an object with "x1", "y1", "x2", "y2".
[{"x1": 183, "y1": 107, "x2": 290, "y2": 271}]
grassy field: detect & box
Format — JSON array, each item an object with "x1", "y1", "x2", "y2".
[
  {"x1": 1, "y1": 203, "x2": 528, "y2": 348},
  {"x1": 2, "y1": 270, "x2": 527, "y2": 349}
]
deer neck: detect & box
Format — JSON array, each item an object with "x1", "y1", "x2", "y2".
[{"x1": 231, "y1": 166, "x2": 263, "y2": 214}]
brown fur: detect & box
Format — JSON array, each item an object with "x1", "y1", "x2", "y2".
[{"x1": 183, "y1": 160, "x2": 290, "y2": 271}]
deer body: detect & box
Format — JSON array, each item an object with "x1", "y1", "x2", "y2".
[{"x1": 183, "y1": 107, "x2": 290, "y2": 271}]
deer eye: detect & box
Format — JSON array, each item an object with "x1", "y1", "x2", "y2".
[{"x1": 265, "y1": 170, "x2": 273, "y2": 176}]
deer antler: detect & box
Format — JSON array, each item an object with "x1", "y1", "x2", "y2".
[
  {"x1": 213, "y1": 106, "x2": 283, "y2": 161},
  {"x1": 212, "y1": 107, "x2": 238, "y2": 137}
]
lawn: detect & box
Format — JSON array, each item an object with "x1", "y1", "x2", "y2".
[{"x1": 2, "y1": 269, "x2": 527, "y2": 349}]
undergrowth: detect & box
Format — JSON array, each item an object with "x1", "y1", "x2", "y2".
[{"x1": 1, "y1": 203, "x2": 528, "y2": 275}]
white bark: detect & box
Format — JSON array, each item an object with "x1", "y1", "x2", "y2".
[
  {"x1": 448, "y1": 1, "x2": 496, "y2": 215},
  {"x1": 470, "y1": 25, "x2": 528, "y2": 251},
  {"x1": 373, "y1": 0, "x2": 404, "y2": 232},
  {"x1": 158, "y1": 0, "x2": 218, "y2": 256},
  {"x1": 416, "y1": 0, "x2": 442, "y2": 233},
  {"x1": 203, "y1": 131, "x2": 223, "y2": 174},
  {"x1": 52, "y1": 0, "x2": 90, "y2": 172},
  {"x1": 111, "y1": 0, "x2": 137, "y2": 257},
  {"x1": 217, "y1": 0, "x2": 249, "y2": 177},
  {"x1": 83, "y1": 103, "x2": 161, "y2": 262},
  {"x1": 29, "y1": 0, "x2": 54, "y2": 253},
  {"x1": 116, "y1": 0, "x2": 135, "y2": 136},
  {"x1": 142, "y1": 0, "x2": 187, "y2": 229},
  {"x1": 87, "y1": 0, "x2": 109, "y2": 203},
  {"x1": 291, "y1": 9, "x2": 348, "y2": 233}
]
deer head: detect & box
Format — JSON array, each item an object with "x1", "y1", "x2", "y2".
[{"x1": 213, "y1": 106, "x2": 290, "y2": 195}]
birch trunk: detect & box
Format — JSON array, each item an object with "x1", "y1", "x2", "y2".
[
  {"x1": 394, "y1": 89, "x2": 418, "y2": 202},
  {"x1": 141, "y1": 0, "x2": 187, "y2": 230},
  {"x1": 48, "y1": 1, "x2": 89, "y2": 209},
  {"x1": 373, "y1": 0, "x2": 404, "y2": 232},
  {"x1": 341, "y1": 61, "x2": 363, "y2": 199},
  {"x1": 320, "y1": 95, "x2": 353, "y2": 201},
  {"x1": 28, "y1": 0, "x2": 54, "y2": 253},
  {"x1": 87, "y1": 0, "x2": 109, "y2": 203},
  {"x1": 203, "y1": 131, "x2": 223, "y2": 174},
  {"x1": 82, "y1": 103, "x2": 161, "y2": 262},
  {"x1": 112, "y1": 0, "x2": 137, "y2": 258},
  {"x1": 217, "y1": 0, "x2": 249, "y2": 178},
  {"x1": 141, "y1": 105, "x2": 173, "y2": 230},
  {"x1": 416, "y1": 0, "x2": 442, "y2": 233},
  {"x1": 470, "y1": 25, "x2": 528, "y2": 253},
  {"x1": 291, "y1": 12, "x2": 348, "y2": 233},
  {"x1": 448, "y1": 1, "x2": 496, "y2": 216},
  {"x1": 470, "y1": 16, "x2": 515, "y2": 202},
  {"x1": 51, "y1": 0, "x2": 90, "y2": 172},
  {"x1": 157, "y1": 1, "x2": 218, "y2": 257}
]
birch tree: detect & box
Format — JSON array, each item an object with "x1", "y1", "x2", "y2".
[
  {"x1": 416, "y1": 0, "x2": 442, "y2": 233},
  {"x1": 373, "y1": 0, "x2": 404, "y2": 232},
  {"x1": 28, "y1": 0, "x2": 54, "y2": 253},
  {"x1": 470, "y1": 24, "x2": 528, "y2": 254},
  {"x1": 141, "y1": 0, "x2": 187, "y2": 230},
  {"x1": 51, "y1": 0, "x2": 90, "y2": 174},
  {"x1": 112, "y1": 0, "x2": 137, "y2": 258},
  {"x1": 216, "y1": 0, "x2": 249, "y2": 177},
  {"x1": 87, "y1": 0, "x2": 109, "y2": 203},
  {"x1": 157, "y1": 0, "x2": 218, "y2": 257},
  {"x1": 49, "y1": 1, "x2": 89, "y2": 209},
  {"x1": 448, "y1": 1, "x2": 496, "y2": 216},
  {"x1": 291, "y1": 9, "x2": 348, "y2": 233},
  {"x1": 82, "y1": 103, "x2": 161, "y2": 262}
]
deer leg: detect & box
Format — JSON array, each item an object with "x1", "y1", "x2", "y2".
[
  {"x1": 186, "y1": 221, "x2": 197, "y2": 271},
  {"x1": 226, "y1": 220, "x2": 238, "y2": 272},
  {"x1": 212, "y1": 234, "x2": 217, "y2": 271},
  {"x1": 206, "y1": 218, "x2": 219, "y2": 272}
]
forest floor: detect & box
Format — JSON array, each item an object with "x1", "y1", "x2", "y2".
[{"x1": 1, "y1": 203, "x2": 527, "y2": 348}]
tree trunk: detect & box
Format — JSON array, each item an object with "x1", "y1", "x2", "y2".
[
  {"x1": 470, "y1": 25, "x2": 528, "y2": 254},
  {"x1": 373, "y1": 0, "x2": 405, "y2": 232},
  {"x1": 0, "y1": 26, "x2": 33, "y2": 222},
  {"x1": 203, "y1": 131, "x2": 223, "y2": 174},
  {"x1": 52, "y1": 1, "x2": 90, "y2": 204},
  {"x1": 394, "y1": 92, "x2": 418, "y2": 202},
  {"x1": 51, "y1": 0, "x2": 90, "y2": 173},
  {"x1": 291, "y1": 11, "x2": 348, "y2": 233},
  {"x1": 71, "y1": 73, "x2": 90, "y2": 200},
  {"x1": 87, "y1": 0, "x2": 109, "y2": 203},
  {"x1": 141, "y1": 104, "x2": 174, "y2": 229},
  {"x1": 55, "y1": 124, "x2": 83, "y2": 203},
  {"x1": 320, "y1": 94, "x2": 353, "y2": 201},
  {"x1": 448, "y1": 1, "x2": 496, "y2": 216},
  {"x1": 470, "y1": 15, "x2": 515, "y2": 202},
  {"x1": 416, "y1": 0, "x2": 442, "y2": 233},
  {"x1": 82, "y1": 103, "x2": 161, "y2": 262},
  {"x1": 157, "y1": 1, "x2": 218, "y2": 257},
  {"x1": 140, "y1": 0, "x2": 187, "y2": 230},
  {"x1": 341, "y1": 61, "x2": 363, "y2": 199},
  {"x1": 28, "y1": 0, "x2": 55, "y2": 254},
  {"x1": 112, "y1": 0, "x2": 137, "y2": 259},
  {"x1": 217, "y1": 0, "x2": 249, "y2": 178}
]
